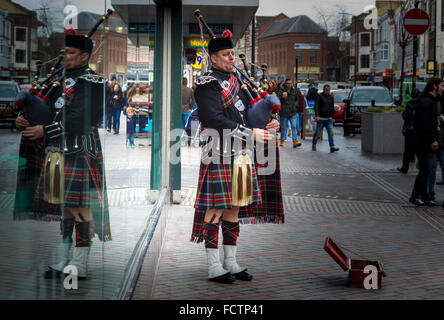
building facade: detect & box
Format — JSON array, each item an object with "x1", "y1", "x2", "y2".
[
  {"x1": 258, "y1": 15, "x2": 328, "y2": 83},
  {"x1": 235, "y1": 13, "x2": 288, "y2": 76},
  {"x1": 0, "y1": 8, "x2": 13, "y2": 79},
  {"x1": 0, "y1": 0, "x2": 41, "y2": 83}
]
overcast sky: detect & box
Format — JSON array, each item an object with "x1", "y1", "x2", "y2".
[
  {"x1": 257, "y1": 0, "x2": 375, "y2": 19},
  {"x1": 13, "y1": 0, "x2": 375, "y2": 21}
]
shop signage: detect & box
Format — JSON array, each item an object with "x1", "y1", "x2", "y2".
[
  {"x1": 295, "y1": 66, "x2": 320, "y2": 74},
  {"x1": 191, "y1": 53, "x2": 205, "y2": 70},
  {"x1": 294, "y1": 43, "x2": 320, "y2": 50},
  {"x1": 186, "y1": 39, "x2": 208, "y2": 48},
  {"x1": 129, "y1": 23, "x2": 155, "y2": 34},
  {"x1": 427, "y1": 60, "x2": 435, "y2": 74},
  {"x1": 189, "y1": 23, "x2": 233, "y2": 35}
]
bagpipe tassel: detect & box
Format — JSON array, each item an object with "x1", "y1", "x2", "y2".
[{"x1": 231, "y1": 154, "x2": 254, "y2": 207}]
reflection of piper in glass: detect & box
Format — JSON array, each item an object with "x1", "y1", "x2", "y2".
[
  {"x1": 20, "y1": 25, "x2": 112, "y2": 280},
  {"x1": 191, "y1": 10, "x2": 285, "y2": 284}
]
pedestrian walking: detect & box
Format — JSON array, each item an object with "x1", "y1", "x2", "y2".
[
  {"x1": 397, "y1": 87, "x2": 421, "y2": 174},
  {"x1": 21, "y1": 29, "x2": 112, "y2": 280},
  {"x1": 111, "y1": 83, "x2": 123, "y2": 134},
  {"x1": 190, "y1": 30, "x2": 283, "y2": 284},
  {"x1": 276, "y1": 78, "x2": 301, "y2": 148},
  {"x1": 306, "y1": 83, "x2": 318, "y2": 101},
  {"x1": 312, "y1": 84, "x2": 339, "y2": 152},
  {"x1": 427, "y1": 99, "x2": 444, "y2": 205},
  {"x1": 105, "y1": 80, "x2": 113, "y2": 132},
  {"x1": 295, "y1": 87, "x2": 305, "y2": 137},
  {"x1": 126, "y1": 106, "x2": 137, "y2": 147},
  {"x1": 409, "y1": 77, "x2": 444, "y2": 206}
]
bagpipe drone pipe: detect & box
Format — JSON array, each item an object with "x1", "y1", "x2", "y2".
[{"x1": 194, "y1": 9, "x2": 280, "y2": 130}]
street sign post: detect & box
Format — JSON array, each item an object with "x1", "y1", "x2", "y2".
[
  {"x1": 403, "y1": 8, "x2": 430, "y2": 36},
  {"x1": 403, "y1": 7, "x2": 430, "y2": 90}
]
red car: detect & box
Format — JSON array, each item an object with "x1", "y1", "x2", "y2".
[{"x1": 332, "y1": 89, "x2": 351, "y2": 125}]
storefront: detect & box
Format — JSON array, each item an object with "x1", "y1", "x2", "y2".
[{"x1": 0, "y1": 0, "x2": 258, "y2": 300}]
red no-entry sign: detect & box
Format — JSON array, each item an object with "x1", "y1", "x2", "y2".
[{"x1": 403, "y1": 8, "x2": 430, "y2": 36}]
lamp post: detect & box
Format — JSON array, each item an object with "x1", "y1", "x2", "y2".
[{"x1": 412, "y1": 0, "x2": 425, "y2": 89}]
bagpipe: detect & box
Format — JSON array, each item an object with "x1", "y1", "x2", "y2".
[
  {"x1": 193, "y1": 9, "x2": 280, "y2": 130},
  {"x1": 13, "y1": 9, "x2": 114, "y2": 127}
]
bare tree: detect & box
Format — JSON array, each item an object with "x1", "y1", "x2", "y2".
[
  {"x1": 313, "y1": 4, "x2": 350, "y2": 38},
  {"x1": 36, "y1": 0, "x2": 64, "y2": 38},
  {"x1": 312, "y1": 5, "x2": 333, "y2": 34}
]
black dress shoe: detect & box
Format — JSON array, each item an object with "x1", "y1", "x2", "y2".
[
  {"x1": 232, "y1": 269, "x2": 253, "y2": 281},
  {"x1": 397, "y1": 167, "x2": 408, "y2": 174},
  {"x1": 43, "y1": 267, "x2": 62, "y2": 279},
  {"x1": 426, "y1": 200, "x2": 440, "y2": 207},
  {"x1": 208, "y1": 272, "x2": 235, "y2": 284}
]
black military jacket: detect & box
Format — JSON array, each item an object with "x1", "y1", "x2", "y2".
[
  {"x1": 43, "y1": 64, "x2": 105, "y2": 156},
  {"x1": 194, "y1": 67, "x2": 253, "y2": 160}
]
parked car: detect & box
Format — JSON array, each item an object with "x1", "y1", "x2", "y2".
[
  {"x1": 20, "y1": 83, "x2": 32, "y2": 92},
  {"x1": 343, "y1": 86, "x2": 396, "y2": 136},
  {"x1": 0, "y1": 80, "x2": 20, "y2": 129},
  {"x1": 331, "y1": 89, "x2": 351, "y2": 125}
]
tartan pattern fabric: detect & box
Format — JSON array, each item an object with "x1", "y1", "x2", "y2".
[
  {"x1": 13, "y1": 136, "x2": 62, "y2": 221},
  {"x1": 221, "y1": 220, "x2": 239, "y2": 246},
  {"x1": 239, "y1": 140, "x2": 284, "y2": 224},
  {"x1": 33, "y1": 129, "x2": 112, "y2": 242},
  {"x1": 203, "y1": 222, "x2": 220, "y2": 249},
  {"x1": 221, "y1": 75, "x2": 240, "y2": 109},
  {"x1": 194, "y1": 162, "x2": 262, "y2": 210},
  {"x1": 75, "y1": 221, "x2": 92, "y2": 247},
  {"x1": 190, "y1": 161, "x2": 262, "y2": 243}
]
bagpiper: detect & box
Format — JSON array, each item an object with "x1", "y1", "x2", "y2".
[
  {"x1": 190, "y1": 30, "x2": 284, "y2": 284},
  {"x1": 21, "y1": 29, "x2": 112, "y2": 280}
]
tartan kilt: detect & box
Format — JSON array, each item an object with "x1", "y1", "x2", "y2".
[
  {"x1": 190, "y1": 160, "x2": 262, "y2": 243},
  {"x1": 34, "y1": 129, "x2": 112, "y2": 242},
  {"x1": 239, "y1": 141, "x2": 284, "y2": 224},
  {"x1": 13, "y1": 136, "x2": 61, "y2": 221}
]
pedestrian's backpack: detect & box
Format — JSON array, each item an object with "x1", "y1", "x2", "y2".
[{"x1": 402, "y1": 98, "x2": 419, "y2": 134}]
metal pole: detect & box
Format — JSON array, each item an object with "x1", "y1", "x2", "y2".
[
  {"x1": 295, "y1": 54, "x2": 298, "y2": 83},
  {"x1": 251, "y1": 15, "x2": 256, "y2": 78},
  {"x1": 354, "y1": 16, "x2": 357, "y2": 87},
  {"x1": 412, "y1": 0, "x2": 419, "y2": 89}
]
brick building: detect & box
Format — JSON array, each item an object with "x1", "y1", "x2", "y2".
[
  {"x1": 77, "y1": 12, "x2": 127, "y2": 80},
  {"x1": 258, "y1": 15, "x2": 328, "y2": 82},
  {"x1": 236, "y1": 13, "x2": 288, "y2": 75}
]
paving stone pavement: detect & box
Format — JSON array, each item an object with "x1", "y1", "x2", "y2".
[{"x1": 134, "y1": 127, "x2": 444, "y2": 300}]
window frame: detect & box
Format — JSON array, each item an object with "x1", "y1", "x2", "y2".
[
  {"x1": 15, "y1": 27, "x2": 27, "y2": 42},
  {"x1": 360, "y1": 54, "x2": 370, "y2": 69},
  {"x1": 310, "y1": 51, "x2": 316, "y2": 65},
  {"x1": 360, "y1": 32, "x2": 371, "y2": 47},
  {"x1": 15, "y1": 48, "x2": 26, "y2": 64}
]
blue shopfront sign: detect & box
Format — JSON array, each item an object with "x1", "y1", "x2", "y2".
[{"x1": 189, "y1": 23, "x2": 233, "y2": 35}]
